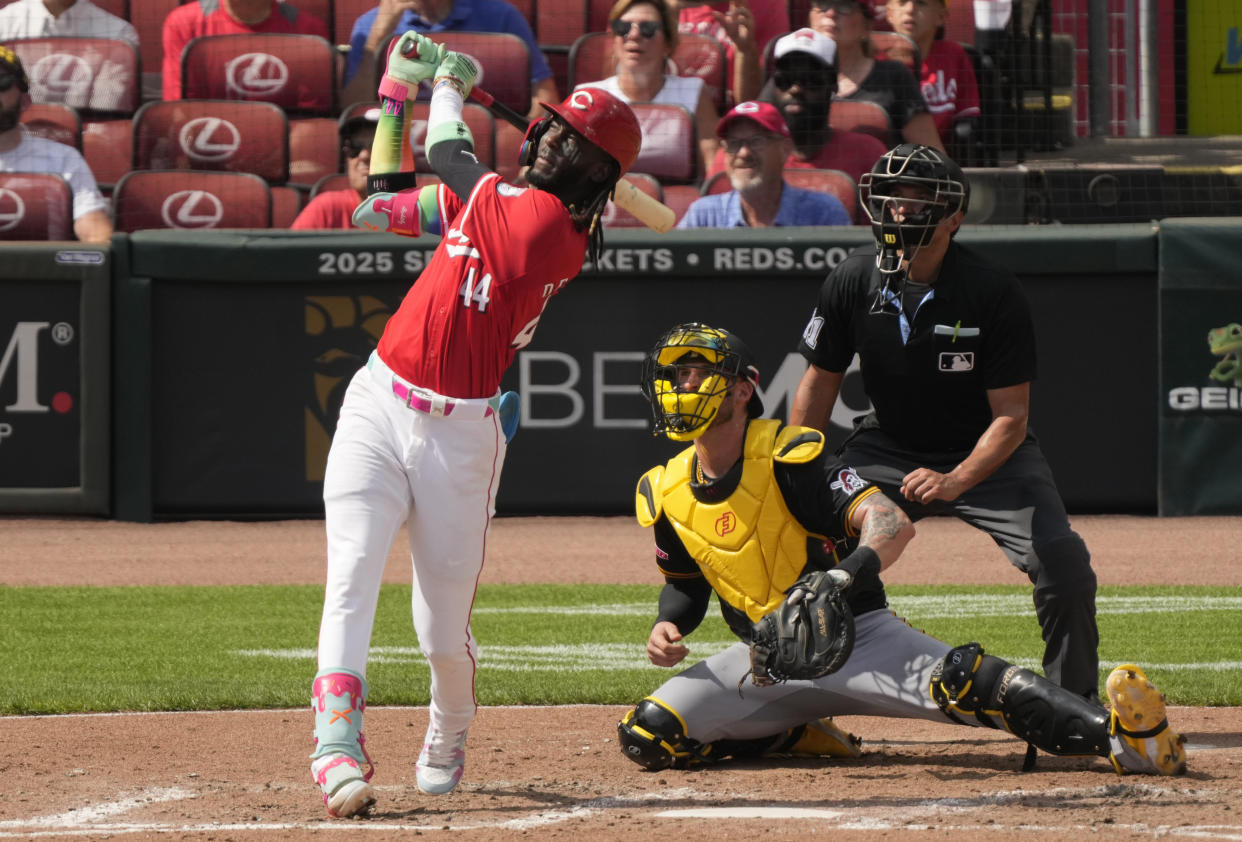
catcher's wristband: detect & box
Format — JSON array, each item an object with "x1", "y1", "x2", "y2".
[
  {"x1": 367, "y1": 171, "x2": 417, "y2": 195},
  {"x1": 835, "y1": 546, "x2": 880, "y2": 584}
]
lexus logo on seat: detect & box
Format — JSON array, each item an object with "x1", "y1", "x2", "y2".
[
  {"x1": 225, "y1": 53, "x2": 289, "y2": 97},
  {"x1": 179, "y1": 118, "x2": 242, "y2": 162},
  {"x1": 0, "y1": 188, "x2": 26, "y2": 231},
  {"x1": 161, "y1": 190, "x2": 225, "y2": 228},
  {"x1": 30, "y1": 53, "x2": 93, "y2": 98}
]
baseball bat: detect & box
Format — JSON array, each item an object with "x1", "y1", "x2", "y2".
[{"x1": 467, "y1": 87, "x2": 676, "y2": 234}]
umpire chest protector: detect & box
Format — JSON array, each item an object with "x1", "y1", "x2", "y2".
[{"x1": 636, "y1": 420, "x2": 827, "y2": 622}]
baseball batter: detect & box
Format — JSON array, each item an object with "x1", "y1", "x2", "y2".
[
  {"x1": 309, "y1": 32, "x2": 642, "y2": 818},
  {"x1": 617, "y1": 322, "x2": 1186, "y2": 778}
]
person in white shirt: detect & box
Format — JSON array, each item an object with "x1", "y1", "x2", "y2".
[
  {"x1": 0, "y1": 0, "x2": 138, "y2": 46},
  {"x1": 0, "y1": 47, "x2": 112, "y2": 243}
]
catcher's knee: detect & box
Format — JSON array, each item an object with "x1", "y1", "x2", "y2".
[
  {"x1": 617, "y1": 697, "x2": 702, "y2": 770},
  {"x1": 931, "y1": 643, "x2": 1109, "y2": 757}
]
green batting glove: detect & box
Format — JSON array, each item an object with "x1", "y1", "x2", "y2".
[
  {"x1": 433, "y1": 51, "x2": 480, "y2": 98},
  {"x1": 380, "y1": 32, "x2": 446, "y2": 100}
]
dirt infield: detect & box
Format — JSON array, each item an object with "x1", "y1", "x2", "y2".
[{"x1": 2, "y1": 514, "x2": 1241, "y2": 841}]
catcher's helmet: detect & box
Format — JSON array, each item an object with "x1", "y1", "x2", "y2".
[
  {"x1": 520, "y1": 87, "x2": 642, "y2": 175},
  {"x1": 641, "y1": 323, "x2": 763, "y2": 442},
  {"x1": 859, "y1": 143, "x2": 969, "y2": 262}
]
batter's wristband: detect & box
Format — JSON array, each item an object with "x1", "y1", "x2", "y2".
[
  {"x1": 367, "y1": 171, "x2": 417, "y2": 195},
  {"x1": 836, "y1": 546, "x2": 880, "y2": 582}
]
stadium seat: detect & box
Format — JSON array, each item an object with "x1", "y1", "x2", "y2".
[
  {"x1": 661, "y1": 183, "x2": 700, "y2": 227},
  {"x1": 782, "y1": 167, "x2": 857, "y2": 221},
  {"x1": 871, "y1": 31, "x2": 919, "y2": 69},
  {"x1": 568, "y1": 31, "x2": 728, "y2": 111},
  {"x1": 341, "y1": 100, "x2": 496, "y2": 172},
  {"x1": 132, "y1": 99, "x2": 290, "y2": 183},
  {"x1": 0, "y1": 172, "x2": 74, "y2": 240},
  {"x1": 92, "y1": 0, "x2": 128, "y2": 18},
  {"x1": 383, "y1": 31, "x2": 531, "y2": 116},
  {"x1": 181, "y1": 33, "x2": 336, "y2": 115},
  {"x1": 112, "y1": 169, "x2": 272, "y2": 231},
  {"x1": 288, "y1": 116, "x2": 340, "y2": 186},
  {"x1": 82, "y1": 117, "x2": 133, "y2": 188},
  {"x1": 586, "y1": 0, "x2": 613, "y2": 34},
  {"x1": 127, "y1": 0, "x2": 180, "y2": 101},
  {"x1": 270, "y1": 183, "x2": 305, "y2": 227},
  {"x1": 628, "y1": 102, "x2": 696, "y2": 183},
  {"x1": 702, "y1": 170, "x2": 729, "y2": 195},
  {"x1": 4, "y1": 36, "x2": 141, "y2": 115},
  {"x1": 286, "y1": 0, "x2": 332, "y2": 40},
  {"x1": 600, "y1": 172, "x2": 661, "y2": 229},
  {"x1": 333, "y1": 0, "x2": 372, "y2": 48},
  {"x1": 828, "y1": 99, "x2": 891, "y2": 144},
  {"x1": 310, "y1": 172, "x2": 350, "y2": 198},
  {"x1": 537, "y1": 0, "x2": 590, "y2": 49},
  {"x1": 942, "y1": 7, "x2": 977, "y2": 46},
  {"x1": 494, "y1": 119, "x2": 525, "y2": 183},
  {"x1": 19, "y1": 102, "x2": 81, "y2": 150}
]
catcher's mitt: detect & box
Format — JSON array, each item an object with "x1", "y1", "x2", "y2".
[{"x1": 748, "y1": 570, "x2": 855, "y2": 686}]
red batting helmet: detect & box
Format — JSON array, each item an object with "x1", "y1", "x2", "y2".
[{"x1": 535, "y1": 88, "x2": 642, "y2": 175}]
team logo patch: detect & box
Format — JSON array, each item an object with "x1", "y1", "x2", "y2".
[
  {"x1": 939, "y1": 352, "x2": 974, "y2": 372},
  {"x1": 802, "y1": 314, "x2": 824, "y2": 349},
  {"x1": 715, "y1": 511, "x2": 737, "y2": 536},
  {"x1": 830, "y1": 468, "x2": 867, "y2": 496},
  {"x1": 497, "y1": 182, "x2": 527, "y2": 197}
]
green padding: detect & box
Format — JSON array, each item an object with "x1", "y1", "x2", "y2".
[{"x1": 1158, "y1": 218, "x2": 1242, "y2": 289}]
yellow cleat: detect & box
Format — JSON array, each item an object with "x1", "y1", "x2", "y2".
[
  {"x1": 1106, "y1": 664, "x2": 1187, "y2": 775},
  {"x1": 770, "y1": 717, "x2": 862, "y2": 759}
]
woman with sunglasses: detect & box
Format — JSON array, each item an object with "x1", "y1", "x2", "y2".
[
  {"x1": 808, "y1": 0, "x2": 942, "y2": 149},
  {"x1": 575, "y1": 0, "x2": 718, "y2": 180}
]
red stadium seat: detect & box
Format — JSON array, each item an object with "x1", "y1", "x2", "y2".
[
  {"x1": 341, "y1": 100, "x2": 496, "y2": 172},
  {"x1": 127, "y1": 0, "x2": 180, "y2": 101},
  {"x1": 5, "y1": 36, "x2": 141, "y2": 115},
  {"x1": 660, "y1": 183, "x2": 700, "y2": 226},
  {"x1": 93, "y1": 0, "x2": 128, "y2": 18},
  {"x1": 568, "y1": 31, "x2": 727, "y2": 111},
  {"x1": 537, "y1": 0, "x2": 589, "y2": 48},
  {"x1": 382, "y1": 32, "x2": 531, "y2": 117},
  {"x1": 942, "y1": 7, "x2": 976, "y2": 46},
  {"x1": 19, "y1": 102, "x2": 81, "y2": 150},
  {"x1": 600, "y1": 172, "x2": 661, "y2": 229},
  {"x1": 310, "y1": 172, "x2": 350, "y2": 198},
  {"x1": 82, "y1": 117, "x2": 133, "y2": 187},
  {"x1": 829, "y1": 98, "x2": 891, "y2": 144},
  {"x1": 493, "y1": 118, "x2": 525, "y2": 183},
  {"x1": 871, "y1": 31, "x2": 919, "y2": 70},
  {"x1": 112, "y1": 169, "x2": 272, "y2": 231},
  {"x1": 587, "y1": 0, "x2": 614, "y2": 33},
  {"x1": 0, "y1": 172, "x2": 74, "y2": 240},
  {"x1": 628, "y1": 102, "x2": 696, "y2": 183},
  {"x1": 288, "y1": 116, "x2": 340, "y2": 186},
  {"x1": 782, "y1": 167, "x2": 857, "y2": 220},
  {"x1": 333, "y1": 0, "x2": 373, "y2": 48},
  {"x1": 181, "y1": 33, "x2": 336, "y2": 115},
  {"x1": 132, "y1": 99, "x2": 290, "y2": 183},
  {"x1": 270, "y1": 183, "x2": 305, "y2": 227}
]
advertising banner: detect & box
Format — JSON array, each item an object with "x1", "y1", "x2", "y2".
[{"x1": 1187, "y1": 0, "x2": 1242, "y2": 135}]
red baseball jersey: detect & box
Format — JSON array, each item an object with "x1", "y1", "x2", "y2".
[
  {"x1": 290, "y1": 188, "x2": 360, "y2": 231},
  {"x1": 378, "y1": 174, "x2": 589, "y2": 399},
  {"x1": 161, "y1": 0, "x2": 329, "y2": 100},
  {"x1": 919, "y1": 40, "x2": 981, "y2": 140}
]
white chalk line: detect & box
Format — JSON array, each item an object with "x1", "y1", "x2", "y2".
[{"x1": 3, "y1": 783, "x2": 1242, "y2": 839}]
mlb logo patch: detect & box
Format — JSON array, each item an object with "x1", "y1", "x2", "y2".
[{"x1": 939, "y1": 352, "x2": 974, "y2": 372}]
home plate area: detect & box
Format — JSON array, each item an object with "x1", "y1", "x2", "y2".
[{"x1": 1, "y1": 705, "x2": 1239, "y2": 841}]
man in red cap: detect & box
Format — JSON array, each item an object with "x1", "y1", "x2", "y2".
[
  {"x1": 679, "y1": 99, "x2": 851, "y2": 228},
  {"x1": 307, "y1": 33, "x2": 642, "y2": 820}
]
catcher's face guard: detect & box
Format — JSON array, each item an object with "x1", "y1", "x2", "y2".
[{"x1": 641, "y1": 323, "x2": 744, "y2": 442}]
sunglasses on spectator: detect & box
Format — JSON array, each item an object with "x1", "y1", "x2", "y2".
[
  {"x1": 0, "y1": 73, "x2": 19, "y2": 93},
  {"x1": 812, "y1": 0, "x2": 864, "y2": 13},
  {"x1": 723, "y1": 134, "x2": 779, "y2": 155},
  {"x1": 343, "y1": 137, "x2": 371, "y2": 158},
  {"x1": 773, "y1": 69, "x2": 834, "y2": 91},
  {"x1": 610, "y1": 19, "x2": 662, "y2": 39}
]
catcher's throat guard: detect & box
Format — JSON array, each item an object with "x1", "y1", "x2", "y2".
[{"x1": 747, "y1": 569, "x2": 855, "y2": 686}]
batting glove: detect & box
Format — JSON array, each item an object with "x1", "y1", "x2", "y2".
[
  {"x1": 433, "y1": 51, "x2": 479, "y2": 98},
  {"x1": 352, "y1": 188, "x2": 421, "y2": 238},
  {"x1": 380, "y1": 33, "x2": 446, "y2": 101}
]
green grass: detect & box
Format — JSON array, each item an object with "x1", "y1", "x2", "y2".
[{"x1": 1, "y1": 583, "x2": 1239, "y2": 714}]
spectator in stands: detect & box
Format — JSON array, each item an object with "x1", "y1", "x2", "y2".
[
  {"x1": 674, "y1": 0, "x2": 786, "y2": 107},
  {"x1": 341, "y1": 0, "x2": 556, "y2": 119},
  {"x1": 161, "y1": 0, "x2": 330, "y2": 101},
  {"x1": 808, "y1": 0, "x2": 941, "y2": 149},
  {"x1": 734, "y1": 27, "x2": 886, "y2": 187},
  {"x1": 291, "y1": 107, "x2": 377, "y2": 230},
  {"x1": 885, "y1": 0, "x2": 978, "y2": 153},
  {"x1": 0, "y1": 47, "x2": 111, "y2": 242},
  {"x1": 574, "y1": 0, "x2": 717, "y2": 179},
  {"x1": 678, "y1": 100, "x2": 850, "y2": 229},
  {"x1": 0, "y1": 0, "x2": 137, "y2": 46}
]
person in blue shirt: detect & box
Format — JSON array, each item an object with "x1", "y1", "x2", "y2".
[
  {"x1": 678, "y1": 100, "x2": 851, "y2": 229},
  {"x1": 341, "y1": 0, "x2": 557, "y2": 118}
]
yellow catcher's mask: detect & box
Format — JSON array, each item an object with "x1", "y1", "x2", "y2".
[{"x1": 640, "y1": 322, "x2": 763, "y2": 441}]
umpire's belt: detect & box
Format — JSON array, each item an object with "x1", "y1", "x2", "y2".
[{"x1": 368, "y1": 351, "x2": 498, "y2": 420}]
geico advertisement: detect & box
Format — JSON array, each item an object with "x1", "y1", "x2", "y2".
[
  {"x1": 0, "y1": 284, "x2": 82, "y2": 488},
  {"x1": 1163, "y1": 290, "x2": 1242, "y2": 415}
]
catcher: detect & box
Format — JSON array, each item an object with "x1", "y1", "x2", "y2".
[{"x1": 619, "y1": 322, "x2": 1187, "y2": 777}]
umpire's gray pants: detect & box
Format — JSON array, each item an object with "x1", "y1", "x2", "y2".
[{"x1": 839, "y1": 428, "x2": 1100, "y2": 699}]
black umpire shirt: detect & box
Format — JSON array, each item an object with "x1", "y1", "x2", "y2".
[{"x1": 798, "y1": 242, "x2": 1037, "y2": 453}]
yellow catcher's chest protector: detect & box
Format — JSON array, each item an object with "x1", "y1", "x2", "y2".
[{"x1": 635, "y1": 420, "x2": 829, "y2": 622}]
